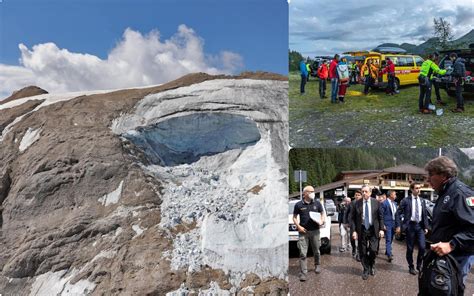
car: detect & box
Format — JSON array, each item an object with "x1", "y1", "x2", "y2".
[
  {"x1": 344, "y1": 47, "x2": 424, "y2": 90},
  {"x1": 324, "y1": 199, "x2": 337, "y2": 222},
  {"x1": 438, "y1": 46, "x2": 474, "y2": 97},
  {"x1": 289, "y1": 199, "x2": 333, "y2": 254}
]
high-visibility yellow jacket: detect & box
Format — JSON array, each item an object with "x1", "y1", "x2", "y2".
[{"x1": 420, "y1": 59, "x2": 446, "y2": 79}]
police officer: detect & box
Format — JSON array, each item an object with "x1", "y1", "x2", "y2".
[
  {"x1": 293, "y1": 185, "x2": 326, "y2": 281},
  {"x1": 425, "y1": 156, "x2": 474, "y2": 294}
]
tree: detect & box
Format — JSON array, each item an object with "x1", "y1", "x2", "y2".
[
  {"x1": 433, "y1": 17, "x2": 454, "y2": 49},
  {"x1": 289, "y1": 50, "x2": 304, "y2": 72}
]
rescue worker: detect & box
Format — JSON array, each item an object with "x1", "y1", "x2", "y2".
[
  {"x1": 337, "y1": 57, "x2": 350, "y2": 103},
  {"x1": 306, "y1": 62, "x2": 311, "y2": 82},
  {"x1": 381, "y1": 57, "x2": 396, "y2": 95},
  {"x1": 329, "y1": 54, "x2": 340, "y2": 103},
  {"x1": 430, "y1": 52, "x2": 447, "y2": 106},
  {"x1": 317, "y1": 60, "x2": 329, "y2": 99},
  {"x1": 424, "y1": 156, "x2": 474, "y2": 294},
  {"x1": 449, "y1": 53, "x2": 467, "y2": 113},
  {"x1": 418, "y1": 54, "x2": 447, "y2": 114},
  {"x1": 360, "y1": 59, "x2": 378, "y2": 95},
  {"x1": 300, "y1": 59, "x2": 308, "y2": 95}
]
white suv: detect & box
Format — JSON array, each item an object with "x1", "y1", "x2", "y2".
[{"x1": 288, "y1": 199, "x2": 332, "y2": 254}]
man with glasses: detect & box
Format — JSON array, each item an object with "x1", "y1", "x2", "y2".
[
  {"x1": 425, "y1": 156, "x2": 474, "y2": 294},
  {"x1": 350, "y1": 185, "x2": 384, "y2": 280},
  {"x1": 396, "y1": 182, "x2": 429, "y2": 275},
  {"x1": 293, "y1": 185, "x2": 326, "y2": 281}
]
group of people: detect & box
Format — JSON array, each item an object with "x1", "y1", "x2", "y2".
[
  {"x1": 299, "y1": 51, "x2": 468, "y2": 114},
  {"x1": 292, "y1": 156, "x2": 473, "y2": 295},
  {"x1": 418, "y1": 52, "x2": 467, "y2": 114}
]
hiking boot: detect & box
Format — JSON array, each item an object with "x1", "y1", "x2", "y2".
[
  {"x1": 315, "y1": 265, "x2": 321, "y2": 274},
  {"x1": 451, "y1": 108, "x2": 464, "y2": 113},
  {"x1": 422, "y1": 109, "x2": 432, "y2": 114}
]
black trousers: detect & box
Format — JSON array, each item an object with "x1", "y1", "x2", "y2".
[
  {"x1": 419, "y1": 79, "x2": 432, "y2": 110},
  {"x1": 319, "y1": 78, "x2": 326, "y2": 98},
  {"x1": 431, "y1": 79, "x2": 441, "y2": 101},
  {"x1": 358, "y1": 227, "x2": 378, "y2": 272},
  {"x1": 300, "y1": 74, "x2": 307, "y2": 94},
  {"x1": 363, "y1": 76, "x2": 374, "y2": 94},
  {"x1": 386, "y1": 74, "x2": 395, "y2": 94},
  {"x1": 455, "y1": 80, "x2": 464, "y2": 109}
]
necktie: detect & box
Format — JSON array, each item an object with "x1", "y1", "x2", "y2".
[
  {"x1": 364, "y1": 201, "x2": 370, "y2": 229},
  {"x1": 415, "y1": 197, "x2": 419, "y2": 223}
]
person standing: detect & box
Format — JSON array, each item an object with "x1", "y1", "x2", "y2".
[
  {"x1": 381, "y1": 190, "x2": 398, "y2": 262},
  {"x1": 329, "y1": 54, "x2": 340, "y2": 103},
  {"x1": 396, "y1": 183, "x2": 429, "y2": 275},
  {"x1": 360, "y1": 59, "x2": 378, "y2": 95},
  {"x1": 382, "y1": 58, "x2": 396, "y2": 95},
  {"x1": 449, "y1": 53, "x2": 467, "y2": 113},
  {"x1": 338, "y1": 197, "x2": 351, "y2": 252},
  {"x1": 431, "y1": 52, "x2": 447, "y2": 106},
  {"x1": 418, "y1": 54, "x2": 447, "y2": 114},
  {"x1": 317, "y1": 60, "x2": 328, "y2": 99},
  {"x1": 337, "y1": 57, "x2": 350, "y2": 103},
  {"x1": 345, "y1": 190, "x2": 363, "y2": 261},
  {"x1": 300, "y1": 59, "x2": 308, "y2": 95},
  {"x1": 350, "y1": 185, "x2": 384, "y2": 280},
  {"x1": 425, "y1": 156, "x2": 474, "y2": 294},
  {"x1": 293, "y1": 186, "x2": 326, "y2": 281}
]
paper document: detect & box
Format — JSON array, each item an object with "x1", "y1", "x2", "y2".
[{"x1": 309, "y1": 211, "x2": 321, "y2": 223}]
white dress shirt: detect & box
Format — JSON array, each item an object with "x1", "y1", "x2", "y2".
[{"x1": 389, "y1": 199, "x2": 396, "y2": 220}]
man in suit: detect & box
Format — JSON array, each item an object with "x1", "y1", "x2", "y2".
[
  {"x1": 381, "y1": 190, "x2": 398, "y2": 262},
  {"x1": 350, "y1": 185, "x2": 384, "y2": 280},
  {"x1": 396, "y1": 182, "x2": 429, "y2": 275}
]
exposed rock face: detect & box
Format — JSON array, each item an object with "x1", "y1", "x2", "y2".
[
  {"x1": 0, "y1": 72, "x2": 288, "y2": 295},
  {"x1": 1, "y1": 86, "x2": 48, "y2": 104}
]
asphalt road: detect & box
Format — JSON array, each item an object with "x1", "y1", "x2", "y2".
[{"x1": 289, "y1": 224, "x2": 474, "y2": 296}]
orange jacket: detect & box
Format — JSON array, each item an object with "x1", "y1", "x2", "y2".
[
  {"x1": 360, "y1": 63, "x2": 378, "y2": 79},
  {"x1": 317, "y1": 64, "x2": 328, "y2": 79}
]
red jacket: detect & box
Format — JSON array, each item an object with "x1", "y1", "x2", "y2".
[
  {"x1": 382, "y1": 60, "x2": 395, "y2": 75},
  {"x1": 317, "y1": 64, "x2": 328, "y2": 79},
  {"x1": 329, "y1": 59, "x2": 338, "y2": 79}
]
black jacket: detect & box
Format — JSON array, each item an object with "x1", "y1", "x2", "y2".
[
  {"x1": 430, "y1": 178, "x2": 474, "y2": 255},
  {"x1": 452, "y1": 58, "x2": 466, "y2": 78},
  {"x1": 396, "y1": 195, "x2": 430, "y2": 232},
  {"x1": 350, "y1": 197, "x2": 384, "y2": 238}
]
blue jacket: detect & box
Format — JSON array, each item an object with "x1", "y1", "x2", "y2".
[
  {"x1": 396, "y1": 196, "x2": 429, "y2": 232},
  {"x1": 300, "y1": 61, "x2": 308, "y2": 77},
  {"x1": 381, "y1": 199, "x2": 398, "y2": 226}
]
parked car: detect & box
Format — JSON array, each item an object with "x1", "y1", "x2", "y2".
[
  {"x1": 289, "y1": 199, "x2": 333, "y2": 254},
  {"x1": 438, "y1": 46, "x2": 474, "y2": 97},
  {"x1": 324, "y1": 199, "x2": 338, "y2": 222}
]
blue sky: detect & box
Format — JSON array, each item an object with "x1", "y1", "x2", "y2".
[{"x1": 0, "y1": 0, "x2": 288, "y2": 95}]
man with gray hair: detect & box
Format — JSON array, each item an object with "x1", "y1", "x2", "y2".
[
  {"x1": 350, "y1": 185, "x2": 384, "y2": 280},
  {"x1": 424, "y1": 156, "x2": 474, "y2": 294},
  {"x1": 293, "y1": 185, "x2": 326, "y2": 281}
]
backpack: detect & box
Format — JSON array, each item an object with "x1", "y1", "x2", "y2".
[
  {"x1": 337, "y1": 64, "x2": 349, "y2": 82},
  {"x1": 418, "y1": 250, "x2": 463, "y2": 296}
]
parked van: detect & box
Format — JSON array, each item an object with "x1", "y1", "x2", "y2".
[{"x1": 344, "y1": 47, "x2": 424, "y2": 90}]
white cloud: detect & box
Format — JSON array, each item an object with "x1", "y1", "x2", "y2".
[{"x1": 0, "y1": 25, "x2": 244, "y2": 97}]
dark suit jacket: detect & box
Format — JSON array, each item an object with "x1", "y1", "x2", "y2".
[
  {"x1": 381, "y1": 199, "x2": 398, "y2": 227},
  {"x1": 396, "y1": 196, "x2": 429, "y2": 232},
  {"x1": 350, "y1": 197, "x2": 384, "y2": 238}
]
